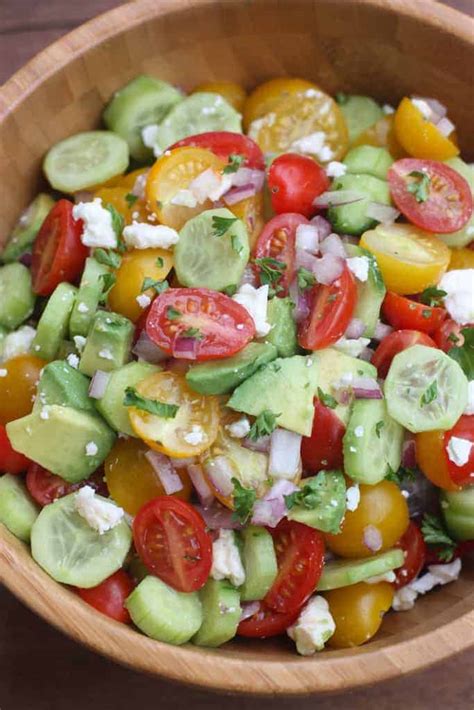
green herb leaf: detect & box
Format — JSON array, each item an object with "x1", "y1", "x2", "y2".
[
  {"x1": 123, "y1": 387, "x2": 179, "y2": 418},
  {"x1": 94, "y1": 248, "x2": 122, "y2": 270},
  {"x1": 419, "y1": 286, "x2": 447, "y2": 307},
  {"x1": 285, "y1": 472, "x2": 332, "y2": 511},
  {"x1": 212, "y1": 215, "x2": 238, "y2": 237},
  {"x1": 420, "y1": 380, "x2": 438, "y2": 407},
  {"x1": 223, "y1": 153, "x2": 245, "y2": 174},
  {"x1": 181, "y1": 327, "x2": 203, "y2": 340},
  {"x1": 253, "y1": 257, "x2": 286, "y2": 297},
  {"x1": 222, "y1": 284, "x2": 238, "y2": 296},
  {"x1": 156, "y1": 257, "x2": 164, "y2": 268},
  {"x1": 231, "y1": 233, "x2": 243, "y2": 255},
  {"x1": 297, "y1": 267, "x2": 317, "y2": 290},
  {"x1": 385, "y1": 465, "x2": 417, "y2": 485},
  {"x1": 141, "y1": 278, "x2": 169, "y2": 294},
  {"x1": 104, "y1": 203, "x2": 125, "y2": 237},
  {"x1": 125, "y1": 193, "x2": 139, "y2": 208},
  {"x1": 448, "y1": 327, "x2": 474, "y2": 380},
  {"x1": 407, "y1": 170, "x2": 431, "y2": 203},
  {"x1": 421, "y1": 309, "x2": 432, "y2": 319},
  {"x1": 166, "y1": 306, "x2": 182, "y2": 320},
  {"x1": 248, "y1": 410, "x2": 280, "y2": 441},
  {"x1": 231, "y1": 478, "x2": 256, "y2": 524},
  {"x1": 375, "y1": 420, "x2": 385, "y2": 438},
  {"x1": 421, "y1": 513, "x2": 457, "y2": 562},
  {"x1": 99, "y1": 272, "x2": 117, "y2": 301},
  {"x1": 317, "y1": 387, "x2": 337, "y2": 409}
]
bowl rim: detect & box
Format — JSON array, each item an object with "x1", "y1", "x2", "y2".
[{"x1": 0, "y1": 0, "x2": 473, "y2": 695}]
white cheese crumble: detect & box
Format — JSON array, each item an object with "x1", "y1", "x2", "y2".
[
  {"x1": 72, "y1": 198, "x2": 118, "y2": 249},
  {"x1": 447, "y1": 436, "x2": 472, "y2": 467},
  {"x1": 334, "y1": 336, "x2": 370, "y2": 358},
  {"x1": 98, "y1": 349, "x2": 114, "y2": 361},
  {"x1": 287, "y1": 596, "x2": 336, "y2": 655},
  {"x1": 326, "y1": 160, "x2": 347, "y2": 178},
  {"x1": 183, "y1": 425, "x2": 205, "y2": 446},
  {"x1": 365, "y1": 570, "x2": 397, "y2": 584},
  {"x1": 136, "y1": 293, "x2": 152, "y2": 309},
  {"x1": 226, "y1": 417, "x2": 251, "y2": 439},
  {"x1": 0, "y1": 369, "x2": 7, "y2": 377},
  {"x1": 1, "y1": 326, "x2": 36, "y2": 362},
  {"x1": 354, "y1": 426, "x2": 364, "y2": 438},
  {"x1": 464, "y1": 381, "x2": 474, "y2": 416},
  {"x1": 438, "y1": 269, "x2": 474, "y2": 325},
  {"x1": 85, "y1": 441, "x2": 98, "y2": 457},
  {"x1": 123, "y1": 222, "x2": 179, "y2": 250},
  {"x1": 141, "y1": 124, "x2": 161, "y2": 157},
  {"x1": 189, "y1": 168, "x2": 232, "y2": 203},
  {"x1": 77, "y1": 302, "x2": 89, "y2": 314},
  {"x1": 211, "y1": 529, "x2": 246, "y2": 587},
  {"x1": 290, "y1": 131, "x2": 334, "y2": 162},
  {"x1": 74, "y1": 485, "x2": 124, "y2": 535},
  {"x1": 346, "y1": 255, "x2": 370, "y2": 282},
  {"x1": 411, "y1": 97, "x2": 432, "y2": 120},
  {"x1": 392, "y1": 558, "x2": 462, "y2": 611},
  {"x1": 73, "y1": 335, "x2": 87, "y2": 353},
  {"x1": 170, "y1": 189, "x2": 198, "y2": 208},
  {"x1": 232, "y1": 283, "x2": 271, "y2": 337},
  {"x1": 66, "y1": 353, "x2": 79, "y2": 369}
]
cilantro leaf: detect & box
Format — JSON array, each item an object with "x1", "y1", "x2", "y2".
[
  {"x1": 297, "y1": 267, "x2": 316, "y2": 290},
  {"x1": 125, "y1": 193, "x2": 138, "y2": 208},
  {"x1": 253, "y1": 257, "x2": 286, "y2": 297},
  {"x1": 421, "y1": 513, "x2": 457, "y2": 562},
  {"x1": 181, "y1": 327, "x2": 203, "y2": 340},
  {"x1": 166, "y1": 306, "x2": 182, "y2": 320},
  {"x1": 104, "y1": 203, "x2": 125, "y2": 237},
  {"x1": 420, "y1": 380, "x2": 438, "y2": 407},
  {"x1": 317, "y1": 387, "x2": 337, "y2": 409},
  {"x1": 448, "y1": 327, "x2": 474, "y2": 380},
  {"x1": 419, "y1": 286, "x2": 447, "y2": 307},
  {"x1": 231, "y1": 234, "x2": 243, "y2": 255},
  {"x1": 156, "y1": 257, "x2": 164, "y2": 268},
  {"x1": 94, "y1": 248, "x2": 122, "y2": 270},
  {"x1": 231, "y1": 478, "x2": 256, "y2": 524},
  {"x1": 141, "y1": 278, "x2": 169, "y2": 294},
  {"x1": 222, "y1": 284, "x2": 238, "y2": 296},
  {"x1": 123, "y1": 387, "x2": 179, "y2": 418},
  {"x1": 385, "y1": 465, "x2": 417, "y2": 485},
  {"x1": 223, "y1": 153, "x2": 245, "y2": 174},
  {"x1": 212, "y1": 215, "x2": 238, "y2": 237},
  {"x1": 248, "y1": 410, "x2": 280, "y2": 441},
  {"x1": 407, "y1": 170, "x2": 431, "y2": 203},
  {"x1": 99, "y1": 272, "x2": 117, "y2": 302}
]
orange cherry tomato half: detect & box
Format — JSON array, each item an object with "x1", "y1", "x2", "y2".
[
  {"x1": 382, "y1": 292, "x2": 446, "y2": 334},
  {"x1": 0, "y1": 355, "x2": 47, "y2": 425},
  {"x1": 394, "y1": 97, "x2": 459, "y2": 161},
  {"x1": 77, "y1": 570, "x2": 134, "y2": 624},
  {"x1": 0, "y1": 424, "x2": 30, "y2": 474},
  {"x1": 254, "y1": 213, "x2": 308, "y2": 296},
  {"x1": 393, "y1": 521, "x2": 427, "y2": 589},
  {"x1": 444, "y1": 415, "x2": 474, "y2": 487},
  {"x1": 267, "y1": 153, "x2": 330, "y2": 218},
  {"x1": 416, "y1": 429, "x2": 460, "y2": 491},
  {"x1": 324, "y1": 582, "x2": 394, "y2": 648},
  {"x1": 372, "y1": 329, "x2": 437, "y2": 378},
  {"x1": 301, "y1": 399, "x2": 345, "y2": 472}
]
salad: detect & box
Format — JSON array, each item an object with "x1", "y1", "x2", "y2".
[{"x1": 0, "y1": 76, "x2": 472, "y2": 656}]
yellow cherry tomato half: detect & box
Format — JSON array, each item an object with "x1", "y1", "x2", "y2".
[
  {"x1": 193, "y1": 81, "x2": 246, "y2": 113},
  {"x1": 243, "y1": 77, "x2": 319, "y2": 130},
  {"x1": 394, "y1": 97, "x2": 459, "y2": 161},
  {"x1": 0, "y1": 355, "x2": 47, "y2": 425},
  {"x1": 360, "y1": 223, "x2": 451, "y2": 295},
  {"x1": 116, "y1": 167, "x2": 149, "y2": 190},
  {"x1": 416, "y1": 429, "x2": 460, "y2": 491},
  {"x1": 146, "y1": 146, "x2": 226, "y2": 230},
  {"x1": 129, "y1": 371, "x2": 220, "y2": 458},
  {"x1": 351, "y1": 114, "x2": 405, "y2": 158},
  {"x1": 107, "y1": 248, "x2": 173, "y2": 322},
  {"x1": 94, "y1": 186, "x2": 149, "y2": 226},
  {"x1": 104, "y1": 437, "x2": 192, "y2": 515},
  {"x1": 324, "y1": 480, "x2": 409, "y2": 558},
  {"x1": 228, "y1": 191, "x2": 265, "y2": 249},
  {"x1": 449, "y1": 247, "x2": 474, "y2": 270},
  {"x1": 324, "y1": 582, "x2": 394, "y2": 648}
]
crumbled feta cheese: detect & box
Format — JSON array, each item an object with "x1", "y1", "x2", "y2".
[
  {"x1": 232, "y1": 283, "x2": 271, "y2": 337},
  {"x1": 306, "y1": 358, "x2": 313, "y2": 367},
  {"x1": 365, "y1": 570, "x2": 396, "y2": 584},
  {"x1": 349, "y1": 446, "x2": 357, "y2": 453},
  {"x1": 1, "y1": 326, "x2": 36, "y2": 362},
  {"x1": 77, "y1": 302, "x2": 89, "y2": 314},
  {"x1": 40, "y1": 407, "x2": 50, "y2": 420},
  {"x1": 290, "y1": 132, "x2": 334, "y2": 162},
  {"x1": 326, "y1": 161, "x2": 347, "y2": 178},
  {"x1": 73, "y1": 335, "x2": 87, "y2": 353},
  {"x1": 170, "y1": 189, "x2": 198, "y2": 208},
  {"x1": 295, "y1": 224, "x2": 320, "y2": 253},
  {"x1": 346, "y1": 255, "x2": 370, "y2": 282},
  {"x1": 411, "y1": 97, "x2": 432, "y2": 120},
  {"x1": 248, "y1": 113, "x2": 276, "y2": 139},
  {"x1": 334, "y1": 336, "x2": 370, "y2": 358},
  {"x1": 211, "y1": 529, "x2": 246, "y2": 587},
  {"x1": 136, "y1": 293, "x2": 152, "y2": 309},
  {"x1": 132, "y1": 172, "x2": 148, "y2": 200},
  {"x1": 0, "y1": 369, "x2": 7, "y2": 377},
  {"x1": 189, "y1": 168, "x2": 232, "y2": 203},
  {"x1": 66, "y1": 353, "x2": 79, "y2": 369},
  {"x1": 141, "y1": 124, "x2": 161, "y2": 156},
  {"x1": 74, "y1": 485, "x2": 124, "y2": 535},
  {"x1": 287, "y1": 596, "x2": 335, "y2": 655},
  {"x1": 438, "y1": 270, "x2": 474, "y2": 324},
  {"x1": 226, "y1": 417, "x2": 251, "y2": 439},
  {"x1": 447, "y1": 436, "x2": 472, "y2": 467},
  {"x1": 98, "y1": 349, "x2": 114, "y2": 361},
  {"x1": 465, "y1": 381, "x2": 474, "y2": 415},
  {"x1": 354, "y1": 426, "x2": 364, "y2": 438},
  {"x1": 382, "y1": 104, "x2": 395, "y2": 115},
  {"x1": 183, "y1": 425, "x2": 205, "y2": 446},
  {"x1": 85, "y1": 441, "x2": 98, "y2": 457},
  {"x1": 392, "y1": 585, "x2": 418, "y2": 611},
  {"x1": 123, "y1": 222, "x2": 179, "y2": 250},
  {"x1": 392, "y1": 558, "x2": 462, "y2": 611},
  {"x1": 72, "y1": 198, "x2": 118, "y2": 248}
]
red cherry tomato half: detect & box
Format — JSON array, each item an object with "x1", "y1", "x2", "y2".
[
  {"x1": 267, "y1": 153, "x2": 330, "y2": 218},
  {"x1": 0, "y1": 424, "x2": 30, "y2": 475},
  {"x1": 237, "y1": 603, "x2": 300, "y2": 638},
  {"x1": 254, "y1": 213, "x2": 309, "y2": 296},
  {"x1": 170, "y1": 131, "x2": 265, "y2": 170},
  {"x1": 372, "y1": 329, "x2": 437, "y2": 379},
  {"x1": 146, "y1": 288, "x2": 255, "y2": 361},
  {"x1": 382, "y1": 292, "x2": 446, "y2": 334},
  {"x1": 298, "y1": 263, "x2": 357, "y2": 350},
  {"x1": 133, "y1": 497, "x2": 212, "y2": 593},
  {"x1": 26, "y1": 463, "x2": 107, "y2": 506},
  {"x1": 301, "y1": 399, "x2": 345, "y2": 472},
  {"x1": 388, "y1": 158, "x2": 473, "y2": 233},
  {"x1": 434, "y1": 319, "x2": 469, "y2": 352},
  {"x1": 264, "y1": 519, "x2": 325, "y2": 614},
  {"x1": 77, "y1": 570, "x2": 134, "y2": 624},
  {"x1": 444, "y1": 415, "x2": 474, "y2": 487},
  {"x1": 393, "y1": 521, "x2": 427, "y2": 589},
  {"x1": 31, "y1": 199, "x2": 88, "y2": 296}
]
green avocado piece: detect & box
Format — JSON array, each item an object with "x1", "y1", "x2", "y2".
[
  {"x1": 192, "y1": 579, "x2": 241, "y2": 647},
  {"x1": 34, "y1": 360, "x2": 96, "y2": 414},
  {"x1": 345, "y1": 245, "x2": 386, "y2": 337},
  {"x1": 6, "y1": 405, "x2": 116, "y2": 483},
  {"x1": 441, "y1": 487, "x2": 474, "y2": 541},
  {"x1": 265, "y1": 297, "x2": 298, "y2": 357},
  {"x1": 186, "y1": 342, "x2": 277, "y2": 396},
  {"x1": 317, "y1": 548, "x2": 405, "y2": 591},
  {"x1": 338, "y1": 94, "x2": 384, "y2": 143},
  {"x1": 287, "y1": 471, "x2": 346, "y2": 533},
  {"x1": 228, "y1": 355, "x2": 319, "y2": 436},
  {"x1": 328, "y1": 173, "x2": 391, "y2": 236},
  {"x1": 1, "y1": 194, "x2": 55, "y2": 264},
  {"x1": 343, "y1": 145, "x2": 394, "y2": 181},
  {"x1": 79, "y1": 310, "x2": 134, "y2": 377}
]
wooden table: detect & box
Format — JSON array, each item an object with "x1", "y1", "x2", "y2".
[{"x1": 1, "y1": 1, "x2": 473, "y2": 708}]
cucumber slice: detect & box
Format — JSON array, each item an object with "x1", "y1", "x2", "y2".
[
  {"x1": 175, "y1": 208, "x2": 249, "y2": 291},
  {"x1": 438, "y1": 158, "x2": 474, "y2": 248},
  {"x1": 287, "y1": 471, "x2": 346, "y2": 533},
  {"x1": 0, "y1": 326, "x2": 7, "y2": 358},
  {"x1": 343, "y1": 145, "x2": 393, "y2": 181},
  {"x1": 103, "y1": 75, "x2": 183, "y2": 162},
  {"x1": 126, "y1": 576, "x2": 202, "y2": 645},
  {"x1": 43, "y1": 131, "x2": 129, "y2": 193},
  {"x1": 384, "y1": 345, "x2": 468, "y2": 432},
  {"x1": 338, "y1": 94, "x2": 384, "y2": 143},
  {"x1": 69, "y1": 258, "x2": 110, "y2": 338},
  {"x1": 2, "y1": 194, "x2": 55, "y2": 263},
  {"x1": 0, "y1": 474, "x2": 39, "y2": 542},
  {"x1": 0, "y1": 263, "x2": 36, "y2": 330},
  {"x1": 153, "y1": 92, "x2": 242, "y2": 153},
  {"x1": 441, "y1": 487, "x2": 474, "y2": 541},
  {"x1": 240, "y1": 525, "x2": 278, "y2": 601},
  {"x1": 343, "y1": 399, "x2": 403, "y2": 485},
  {"x1": 328, "y1": 173, "x2": 391, "y2": 236},
  {"x1": 31, "y1": 492, "x2": 131, "y2": 587},
  {"x1": 317, "y1": 548, "x2": 404, "y2": 591},
  {"x1": 32, "y1": 282, "x2": 77, "y2": 360},
  {"x1": 192, "y1": 578, "x2": 241, "y2": 647},
  {"x1": 265, "y1": 297, "x2": 299, "y2": 357},
  {"x1": 345, "y1": 245, "x2": 386, "y2": 337}
]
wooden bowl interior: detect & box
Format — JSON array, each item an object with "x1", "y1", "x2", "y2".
[{"x1": 0, "y1": 0, "x2": 473, "y2": 695}]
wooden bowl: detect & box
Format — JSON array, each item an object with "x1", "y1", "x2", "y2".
[{"x1": 0, "y1": 0, "x2": 473, "y2": 695}]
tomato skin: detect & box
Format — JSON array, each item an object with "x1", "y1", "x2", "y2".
[
  {"x1": 388, "y1": 159, "x2": 472, "y2": 234},
  {"x1": 433, "y1": 319, "x2": 468, "y2": 352},
  {"x1": 372, "y1": 329, "x2": 437, "y2": 378},
  {"x1": 444, "y1": 415, "x2": 474, "y2": 487},
  {"x1": 0, "y1": 355, "x2": 47, "y2": 425},
  {"x1": 254, "y1": 213, "x2": 308, "y2": 296},
  {"x1": 170, "y1": 131, "x2": 264, "y2": 170},
  {"x1": 416, "y1": 430, "x2": 460, "y2": 491},
  {"x1": 324, "y1": 582, "x2": 394, "y2": 648},
  {"x1": 26, "y1": 463, "x2": 107, "y2": 506},
  {"x1": 146, "y1": 288, "x2": 255, "y2": 361},
  {"x1": 133, "y1": 497, "x2": 212, "y2": 593},
  {"x1": 237, "y1": 603, "x2": 300, "y2": 638},
  {"x1": 301, "y1": 399, "x2": 345, "y2": 472},
  {"x1": 264, "y1": 520, "x2": 325, "y2": 614},
  {"x1": 31, "y1": 199, "x2": 88, "y2": 296},
  {"x1": 394, "y1": 521, "x2": 427, "y2": 589},
  {"x1": 382, "y1": 292, "x2": 446, "y2": 334},
  {"x1": 268, "y1": 153, "x2": 329, "y2": 218},
  {"x1": 298, "y1": 264, "x2": 357, "y2": 350},
  {"x1": 0, "y1": 425, "x2": 30, "y2": 474},
  {"x1": 77, "y1": 570, "x2": 134, "y2": 624}
]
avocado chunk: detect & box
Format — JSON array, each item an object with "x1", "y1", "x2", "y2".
[
  {"x1": 228, "y1": 355, "x2": 319, "y2": 436},
  {"x1": 202, "y1": 430, "x2": 268, "y2": 496},
  {"x1": 34, "y1": 360, "x2": 97, "y2": 414},
  {"x1": 286, "y1": 471, "x2": 346, "y2": 533},
  {"x1": 7, "y1": 405, "x2": 116, "y2": 483},
  {"x1": 265, "y1": 297, "x2": 298, "y2": 357},
  {"x1": 317, "y1": 549, "x2": 405, "y2": 591},
  {"x1": 327, "y1": 173, "x2": 391, "y2": 236},
  {"x1": 345, "y1": 245, "x2": 386, "y2": 337},
  {"x1": 343, "y1": 145, "x2": 394, "y2": 181},
  {"x1": 186, "y1": 342, "x2": 277, "y2": 396},
  {"x1": 79, "y1": 310, "x2": 134, "y2": 377},
  {"x1": 1, "y1": 194, "x2": 55, "y2": 264},
  {"x1": 96, "y1": 361, "x2": 162, "y2": 436}
]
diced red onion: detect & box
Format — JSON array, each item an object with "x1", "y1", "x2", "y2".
[
  {"x1": 289, "y1": 279, "x2": 311, "y2": 323},
  {"x1": 359, "y1": 347, "x2": 374, "y2": 362},
  {"x1": 269, "y1": 429, "x2": 302, "y2": 480},
  {"x1": 203, "y1": 456, "x2": 235, "y2": 497},
  {"x1": 415, "y1": 97, "x2": 447, "y2": 123},
  {"x1": 366, "y1": 202, "x2": 400, "y2": 224},
  {"x1": 295, "y1": 224, "x2": 320, "y2": 253},
  {"x1": 340, "y1": 234, "x2": 360, "y2": 246},
  {"x1": 239, "y1": 265, "x2": 258, "y2": 288},
  {"x1": 401, "y1": 472, "x2": 439, "y2": 517},
  {"x1": 88, "y1": 370, "x2": 110, "y2": 399},
  {"x1": 223, "y1": 184, "x2": 257, "y2": 205},
  {"x1": 320, "y1": 233, "x2": 347, "y2": 259},
  {"x1": 313, "y1": 190, "x2": 364, "y2": 208},
  {"x1": 172, "y1": 456, "x2": 196, "y2": 467},
  {"x1": 251, "y1": 479, "x2": 299, "y2": 528},
  {"x1": 242, "y1": 434, "x2": 271, "y2": 453},
  {"x1": 312, "y1": 253, "x2": 345, "y2": 285},
  {"x1": 436, "y1": 117, "x2": 455, "y2": 137},
  {"x1": 353, "y1": 376, "x2": 382, "y2": 399},
  {"x1": 402, "y1": 436, "x2": 417, "y2": 468},
  {"x1": 295, "y1": 247, "x2": 319, "y2": 271},
  {"x1": 374, "y1": 321, "x2": 394, "y2": 341},
  {"x1": 231, "y1": 167, "x2": 265, "y2": 191},
  {"x1": 363, "y1": 525, "x2": 383, "y2": 552},
  {"x1": 345, "y1": 318, "x2": 366, "y2": 339},
  {"x1": 240, "y1": 601, "x2": 261, "y2": 621},
  {"x1": 145, "y1": 450, "x2": 184, "y2": 494},
  {"x1": 19, "y1": 252, "x2": 32, "y2": 267},
  {"x1": 334, "y1": 387, "x2": 351, "y2": 405},
  {"x1": 195, "y1": 502, "x2": 243, "y2": 530},
  {"x1": 171, "y1": 336, "x2": 199, "y2": 360},
  {"x1": 309, "y1": 215, "x2": 332, "y2": 240},
  {"x1": 133, "y1": 331, "x2": 169, "y2": 363},
  {"x1": 187, "y1": 463, "x2": 215, "y2": 507}
]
